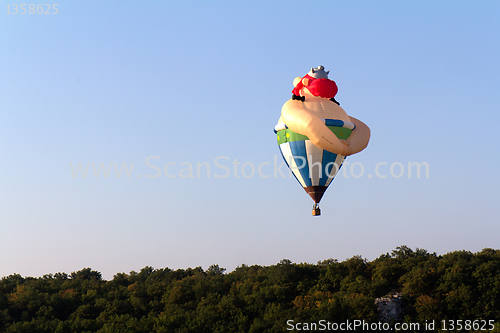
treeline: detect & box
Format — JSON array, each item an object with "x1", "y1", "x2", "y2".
[{"x1": 1, "y1": 246, "x2": 499, "y2": 332}]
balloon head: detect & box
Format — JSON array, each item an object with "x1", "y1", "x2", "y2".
[{"x1": 308, "y1": 65, "x2": 330, "y2": 79}]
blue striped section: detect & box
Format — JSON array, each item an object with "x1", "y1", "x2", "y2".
[
  {"x1": 289, "y1": 140, "x2": 311, "y2": 187},
  {"x1": 279, "y1": 143, "x2": 301, "y2": 185},
  {"x1": 324, "y1": 119, "x2": 345, "y2": 127},
  {"x1": 324, "y1": 119, "x2": 356, "y2": 129},
  {"x1": 319, "y1": 150, "x2": 338, "y2": 186},
  {"x1": 278, "y1": 144, "x2": 288, "y2": 167}
]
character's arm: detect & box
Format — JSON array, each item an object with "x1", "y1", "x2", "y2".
[
  {"x1": 345, "y1": 116, "x2": 370, "y2": 155},
  {"x1": 281, "y1": 100, "x2": 350, "y2": 155}
]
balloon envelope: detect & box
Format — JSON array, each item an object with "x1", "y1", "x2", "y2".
[{"x1": 275, "y1": 119, "x2": 355, "y2": 203}]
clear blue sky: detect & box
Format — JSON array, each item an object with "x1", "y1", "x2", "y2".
[{"x1": 1, "y1": 0, "x2": 499, "y2": 280}]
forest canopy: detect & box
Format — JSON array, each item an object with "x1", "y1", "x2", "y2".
[{"x1": 1, "y1": 246, "x2": 499, "y2": 332}]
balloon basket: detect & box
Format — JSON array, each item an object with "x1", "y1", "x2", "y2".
[{"x1": 312, "y1": 204, "x2": 321, "y2": 216}]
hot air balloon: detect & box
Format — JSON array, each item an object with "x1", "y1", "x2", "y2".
[{"x1": 275, "y1": 66, "x2": 370, "y2": 216}]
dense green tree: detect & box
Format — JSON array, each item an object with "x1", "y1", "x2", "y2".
[{"x1": 0, "y1": 247, "x2": 499, "y2": 332}]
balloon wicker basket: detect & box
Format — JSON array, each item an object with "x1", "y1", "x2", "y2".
[{"x1": 312, "y1": 204, "x2": 321, "y2": 216}]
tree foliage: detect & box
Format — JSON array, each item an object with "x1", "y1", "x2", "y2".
[{"x1": 1, "y1": 247, "x2": 499, "y2": 332}]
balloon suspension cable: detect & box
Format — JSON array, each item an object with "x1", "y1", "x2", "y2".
[{"x1": 312, "y1": 203, "x2": 321, "y2": 216}]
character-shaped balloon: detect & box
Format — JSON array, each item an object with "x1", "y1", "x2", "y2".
[{"x1": 275, "y1": 66, "x2": 370, "y2": 216}]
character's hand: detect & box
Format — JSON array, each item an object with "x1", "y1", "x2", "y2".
[
  {"x1": 340, "y1": 141, "x2": 353, "y2": 156},
  {"x1": 340, "y1": 139, "x2": 350, "y2": 146},
  {"x1": 346, "y1": 116, "x2": 371, "y2": 155}
]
